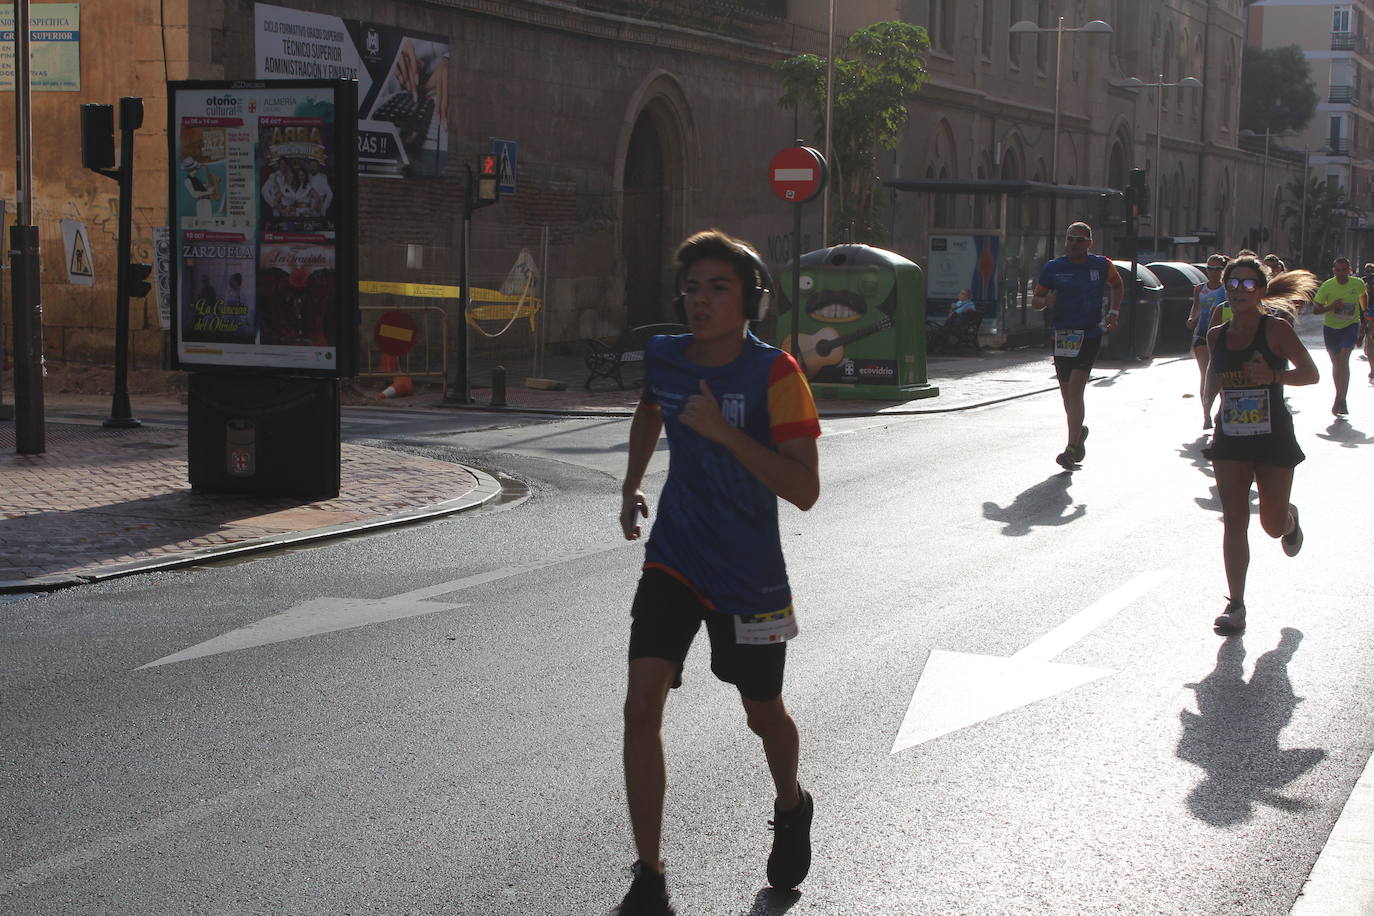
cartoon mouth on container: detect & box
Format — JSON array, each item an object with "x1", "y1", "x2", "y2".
[{"x1": 806, "y1": 290, "x2": 867, "y2": 323}]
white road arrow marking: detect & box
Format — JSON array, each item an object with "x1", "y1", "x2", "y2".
[
  {"x1": 138, "y1": 542, "x2": 630, "y2": 670},
  {"x1": 891, "y1": 570, "x2": 1167, "y2": 753}
]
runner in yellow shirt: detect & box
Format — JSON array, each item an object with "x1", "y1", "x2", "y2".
[{"x1": 1312, "y1": 257, "x2": 1367, "y2": 416}]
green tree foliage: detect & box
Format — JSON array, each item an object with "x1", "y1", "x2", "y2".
[
  {"x1": 1240, "y1": 46, "x2": 1318, "y2": 134},
  {"x1": 1279, "y1": 175, "x2": 1363, "y2": 270},
  {"x1": 775, "y1": 21, "x2": 930, "y2": 243}
]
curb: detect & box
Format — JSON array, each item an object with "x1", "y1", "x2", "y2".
[
  {"x1": 0, "y1": 465, "x2": 506, "y2": 595},
  {"x1": 432, "y1": 378, "x2": 1074, "y2": 420}
]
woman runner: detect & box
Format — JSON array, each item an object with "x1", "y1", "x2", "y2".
[{"x1": 1204, "y1": 256, "x2": 1319, "y2": 633}]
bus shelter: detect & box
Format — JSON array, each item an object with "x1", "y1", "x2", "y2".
[{"x1": 884, "y1": 178, "x2": 1130, "y2": 348}]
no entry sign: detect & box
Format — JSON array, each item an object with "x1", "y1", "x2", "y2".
[
  {"x1": 373, "y1": 310, "x2": 418, "y2": 357},
  {"x1": 769, "y1": 146, "x2": 826, "y2": 203}
]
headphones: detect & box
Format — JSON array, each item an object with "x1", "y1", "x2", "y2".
[{"x1": 673, "y1": 246, "x2": 774, "y2": 325}]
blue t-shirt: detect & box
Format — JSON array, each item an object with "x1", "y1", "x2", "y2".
[
  {"x1": 640, "y1": 332, "x2": 820, "y2": 616},
  {"x1": 1196, "y1": 283, "x2": 1226, "y2": 333},
  {"x1": 1037, "y1": 254, "x2": 1120, "y2": 339}
]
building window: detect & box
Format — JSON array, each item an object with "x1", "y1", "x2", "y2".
[
  {"x1": 1035, "y1": 0, "x2": 1051, "y2": 73},
  {"x1": 980, "y1": 0, "x2": 994, "y2": 58},
  {"x1": 1009, "y1": 0, "x2": 1023, "y2": 68},
  {"x1": 1334, "y1": 6, "x2": 1352, "y2": 33},
  {"x1": 934, "y1": 0, "x2": 954, "y2": 51}
]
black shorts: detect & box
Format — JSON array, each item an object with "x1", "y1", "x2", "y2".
[
  {"x1": 1053, "y1": 333, "x2": 1102, "y2": 382},
  {"x1": 628, "y1": 567, "x2": 787, "y2": 702}
]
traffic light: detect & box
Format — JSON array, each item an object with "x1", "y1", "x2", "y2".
[
  {"x1": 81, "y1": 104, "x2": 115, "y2": 170},
  {"x1": 1129, "y1": 168, "x2": 1149, "y2": 216},
  {"x1": 477, "y1": 153, "x2": 500, "y2": 204},
  {"x1": 126, "y1": 262, "x2": 153, "y2": 299}
]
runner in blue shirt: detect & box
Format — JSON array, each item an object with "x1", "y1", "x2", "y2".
[
  {"x1": 1031, "y1": 221, "x2": 1124, "y2": 468},
  {"x1": 613, "y1": 229, "x2": 821, "y2": 915}
]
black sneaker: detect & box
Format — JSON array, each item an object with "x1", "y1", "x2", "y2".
[
  {"x1": 1334, "y1": 398, "x2": 1349, "y2": 416},
  {"x1": 1282, "y1": 505, "x2": 1303, "y2": 557},
  {"x1": 767, "y1": 787, "x2": 813, "y2": 891},
  {"x1": 1072, "y1": 425, "x2": 1089, "y2": 462},
  {"x1": 1213, "y1": 598, "x2": 1246, "y2": 634},
  {"x1": 1055, "y1": 448, "x2": 1076, "y2": 469},
  {"x1": 611, "y1": 861, "x2": 675, "y2": 916}
]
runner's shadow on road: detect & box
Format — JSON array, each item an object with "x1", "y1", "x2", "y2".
[
  {"x1": 741, "y1": 888, "x2": 801, "y2": 915},
  {"x1": 1175, "y1": 628, "x2": 1326, "y2": 827},
  {"x1": 1178, "y1": 435, "x2": 1213, "y2": 474},
  {"x1": 982, "y1": 472, "x2": 1086, "y2": 536},
  {"x1": 1316, "y1": 418, "x2": 1374, "y2": 447},
  {"x1": 1194, "y1": 479, "x2": 1258, "y2": 514}
]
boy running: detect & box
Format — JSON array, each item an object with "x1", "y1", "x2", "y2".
[{"x1": 614, "y1": 229, "x2": 821, "y2": 915}]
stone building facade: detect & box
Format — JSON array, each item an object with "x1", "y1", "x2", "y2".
[{"x1": 0, "y1": 0, "x2": 1285, "y2": 370}]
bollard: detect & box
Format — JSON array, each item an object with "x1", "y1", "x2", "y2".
[{"x1": 491, "y1": 366, "x2": 507, "y2": 407}]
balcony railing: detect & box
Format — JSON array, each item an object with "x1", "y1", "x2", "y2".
[
  {"x1": 1328, "y1": 137, "x2": 1354, "y2": 155},
  {"x1": 1331, "y1": 33, "x2": 1367, "y2": 53},
  {"x1": 1330, "y1": 84, "x2": 1357, "y2": 103}
]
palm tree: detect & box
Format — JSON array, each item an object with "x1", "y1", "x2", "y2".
[{"x1": 1280, "y1": 176, "x2": 1364, "y2": 270}]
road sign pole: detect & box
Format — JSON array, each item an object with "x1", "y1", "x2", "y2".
[
  {"x1": 791, "y1": 200, "x2": 802, "y2": 363},
  {"x1": 768, "y1": 144, "x2": 828, "y2": 369}
]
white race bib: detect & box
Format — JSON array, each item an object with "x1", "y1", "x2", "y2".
[
  {"x1": 1221, "y1": 388, "x2": 1272, "y2": 436},
  {"x1": 734, "y1": 606, "x2": 799, "y2": 645},
  {"x1": 1053, "y1": 329, "x2": 1085, "y2": 357}
]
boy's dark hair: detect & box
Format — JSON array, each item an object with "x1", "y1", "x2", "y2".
[{"x1": 674, "y1": 229, "x2": 770, "y2": 319}]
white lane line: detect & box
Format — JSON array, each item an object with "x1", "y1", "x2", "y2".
[{"x1": 0, "y1": 759, "x2": 348, "y2": 896}]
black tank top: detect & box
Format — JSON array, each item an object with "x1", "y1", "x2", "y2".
[{"x1": 1209, "y1": 314, "x2": 1300, "y2": 462}]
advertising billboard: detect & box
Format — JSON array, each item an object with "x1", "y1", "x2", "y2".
[
  {"x1": 253, "y1": 2, "x2": 449, "y2": 179},
  {"x1": 168, "y1": 79, "x2": 358, "y2": 375}
]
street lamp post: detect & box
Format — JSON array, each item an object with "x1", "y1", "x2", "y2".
[
  {"x1": 1118, "y1": 74, "x2": 1204, "y2": 254},
  {"x1": 1009, "y1": 17, "x2": 1113, "y2": 189},
  {"x1": 1009, "y1": 17, "x2": 1112, "y2": 240},
  {"x1": 1241, "y1": 128, "x2": 1298, "y2": 249}
]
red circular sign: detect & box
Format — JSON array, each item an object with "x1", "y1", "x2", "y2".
[
  {"x1": 769, "y1": 146, "x2": 826, "y2": 203},
  {"x1": 373, "y1": 309, "x2": 418, "y2": 356}
]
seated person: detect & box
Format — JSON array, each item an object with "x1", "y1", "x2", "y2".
[{"x1": 939, "y1": 289, "x2": 979, "y2": 325}]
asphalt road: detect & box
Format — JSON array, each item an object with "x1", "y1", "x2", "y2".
[{"x1": 3, "y1": 356, "x2": 1372, "y2": 915}]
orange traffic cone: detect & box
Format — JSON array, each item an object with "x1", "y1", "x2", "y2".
[
  {"x1": 377, "y1": 375, "x2": 414, "y2": 399},
  {"x1": 375, "y1": 352, "x2": 414, "y2": 399}
]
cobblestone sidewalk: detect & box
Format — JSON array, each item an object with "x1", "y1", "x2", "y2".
[{"x1": 1, "y1": 423, "x2": 491, "y2": 591}]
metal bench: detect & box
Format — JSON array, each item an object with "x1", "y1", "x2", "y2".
[
  {"x1": 926, "y1": 310, "x2": 983, "y2": 354},
  {"x1": 583, "y1": 322, "x2": 687, "y2": 390}
]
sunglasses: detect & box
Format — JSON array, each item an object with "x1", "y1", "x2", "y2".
[
  {"x1": 1066, "y1": 235, "x2": 1090, "y2": 243},
  {"x1": 1226, "y1": 277, "x2": 1263, "y2": 291}
]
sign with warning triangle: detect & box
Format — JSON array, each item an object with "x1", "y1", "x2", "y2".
[{"x1": 60, "y1": 219, "x2": 95, "y2": 286}]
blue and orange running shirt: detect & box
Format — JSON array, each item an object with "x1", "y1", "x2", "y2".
[
  {"x1": 1037, "y1": 254, "x2": 1121, "y2": 338},
  {"x1": 640, "y1": 332, "x2": 820, "y2": 616}
]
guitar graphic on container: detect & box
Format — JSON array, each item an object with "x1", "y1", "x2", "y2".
[{"x1": 782, "y1": 316, "x2": 895, "y2": 379}]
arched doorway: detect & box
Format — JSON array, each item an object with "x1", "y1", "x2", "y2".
[{"x1": 622, "y1": 114, "x2": 666, "y2": 326}]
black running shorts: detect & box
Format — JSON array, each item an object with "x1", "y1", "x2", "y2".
[
  {"x1": 1053, "y1": 333, "x2": 1102, "y2": 383},
  {"x1": 628, "y1": 567, "x2": 787, "y2": 702}
]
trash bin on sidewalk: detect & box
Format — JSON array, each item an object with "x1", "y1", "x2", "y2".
[
  {"x1": 188, "y1": 373, "x2": 341, "y2": 499},
  {"x1": 775, "y1": 244, "x2": 938, "y2": 400},
  {"x1": 1104, "y1": 261, "x2": 1164, "y2": 362},
  {"x1": 1146, "y1": 262, "x2": 1208, "y2": 355}
]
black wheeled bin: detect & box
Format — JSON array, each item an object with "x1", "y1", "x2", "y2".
[
  {"x1": 1147, "y1": 262, "x2": 1208, "y2": 355},
  {"x1": 1104, "y1": 261, "x2": 1164, "y2": 361}
]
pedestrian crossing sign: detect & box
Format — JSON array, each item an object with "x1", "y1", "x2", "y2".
[{"x1": 491, "y1": 138, "x2": 517, "y2": 195}]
